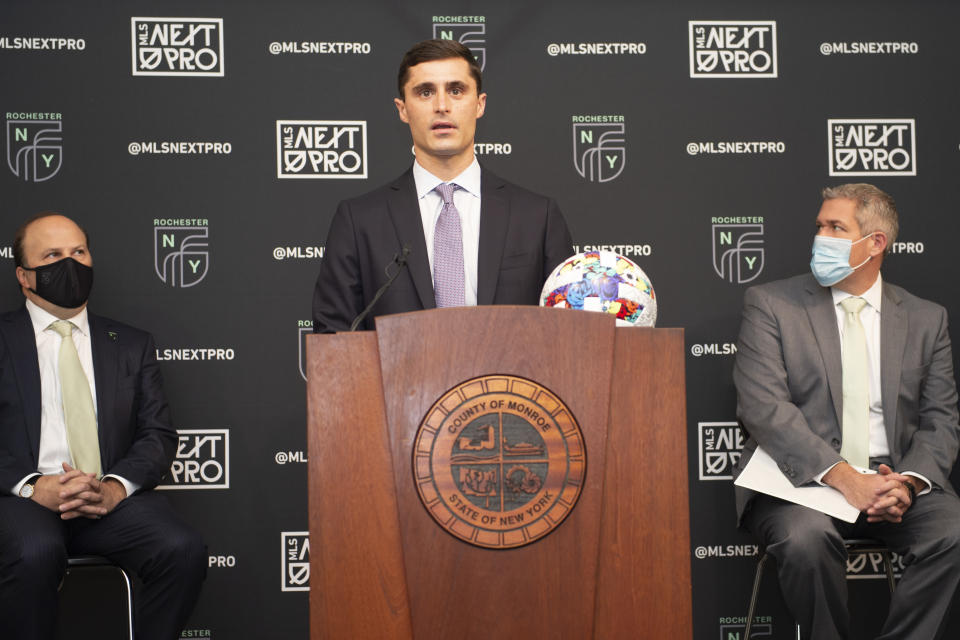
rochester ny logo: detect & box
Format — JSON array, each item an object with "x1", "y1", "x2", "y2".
[
  {"x1": 828, "y1": 119, "x2": 916, "y2": 176},
  {"x1": 297, "y1": 320, "x2": 312, "y2": 381},
  {"x1": 6, "y1": 113, "x2": 63, "y2": 181},
  {"x1": 572, "y1": 115, "x2": 625, "y2": 183},
  {"x1": 158, "y1": 429, "x2": 230, "y2": 489},
  {"x1": 712, "y1": 216, "x2": 764, "y2": 284},
  {"x1": 720, "y1": 616, "x2": 773, "y2": 638},
  {"x1": 154, "y1": 219, "x2": 210, "y2": 287},
  {"x1": 276, "y1": 120, "x2": 367, "y2": 179},
  {"x1": 433, "y1": 16, "x2": 486, "y2": 70},
  {"x1": 689, "y1": 20, "x2": 777, "y2": 77},
  {"x1": 698, "y1": 422, "x2": 743, "y2": 481},
  {"x1": 281, "y1": 532, "x2": 310, "y2": 592},
  {"x1": 131, "y1": 17, "x2": 224, "y2": 76}
]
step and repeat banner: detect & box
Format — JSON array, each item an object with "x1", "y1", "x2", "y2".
[{"x1": 4, "y1": 1, "x2": 960, "y2": 638}]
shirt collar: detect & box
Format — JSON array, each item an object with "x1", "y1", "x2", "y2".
[
  {"x1": 831, "y1": 273, "x2": 883, "y2": 313},
  {"x1": 25, "y1": 299, "x2": 91, "y2": 338},
  {"x1": 412, "y1": 157, "x2": 481, "y2": 199}
]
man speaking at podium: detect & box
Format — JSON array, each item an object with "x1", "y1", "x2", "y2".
[
  {"x1": 312, "y1": 39, "x2": 573, "y2": 333},
  {"x1": 733, "y1": 184, "x2": 960, "y2": 639}
]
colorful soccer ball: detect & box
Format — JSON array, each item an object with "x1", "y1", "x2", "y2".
[{"x1": 539, "y1": 251, "x2": 657, "y2": 327}]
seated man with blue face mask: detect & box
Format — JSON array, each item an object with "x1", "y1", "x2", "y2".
[{"x1": 732, "y1": 184, "x2": 960, "y2": 640}]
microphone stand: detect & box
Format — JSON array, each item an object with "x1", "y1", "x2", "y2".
[{"x1": 349, "y1": 245, "x2": 411, "y2": 332}]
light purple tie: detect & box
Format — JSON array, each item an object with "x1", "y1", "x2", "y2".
[{"x1": 433, "y1": 182, "x2": 465, "y2": 307}]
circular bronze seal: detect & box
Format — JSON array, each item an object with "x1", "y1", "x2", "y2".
[{"x1": 413, "y1": 375, "x2": 586, "y2": 549}]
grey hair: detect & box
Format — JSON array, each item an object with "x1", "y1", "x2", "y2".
[{"x1": 822, "y1": 183, "x2": 899, "y2": 253}]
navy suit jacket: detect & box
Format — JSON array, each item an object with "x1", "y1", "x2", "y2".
[
  {"x1": 312, "y1": 166, "x2": 574, "y2": 332},
  {"x1": 0, "y1": 307, "x2": 176, "y2": 493}
]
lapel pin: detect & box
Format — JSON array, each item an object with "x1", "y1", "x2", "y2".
[{"x1": 108, "y1": 331, "x2": 118, "y2": 341}]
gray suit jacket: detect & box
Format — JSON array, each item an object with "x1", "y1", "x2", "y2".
[{"x1": 732, "y1": 273, "x2": 960, "y2": 522}]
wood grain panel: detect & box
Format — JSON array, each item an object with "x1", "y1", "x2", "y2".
[
  {"x1": 376, "y1": 306, "x2": 615, "y2": 640},
  {"x1": 307, "y1": 333, "x2": 413, "y2": 639},
  {"x1": 594, "y1": 328, "x2": 692, "y2": 639}
]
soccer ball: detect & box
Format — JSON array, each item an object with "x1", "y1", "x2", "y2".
[{"x1": 540, "y1": 251, "x2": 657, "y2": 327}]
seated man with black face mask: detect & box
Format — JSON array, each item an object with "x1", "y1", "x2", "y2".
[{"x1": 0, "y1": 212, "x2": 206, "y2": 640}]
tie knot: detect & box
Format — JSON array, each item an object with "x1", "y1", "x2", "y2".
[
  {"x1": 435, "y1": 182, "x2": 457, "y2": 205},
  {"x1": 49, "y1": 319, "x2": 74, "y2": 338},
  {"x1": 840, "y1": 296, "x2": 867, "y2": 315}
]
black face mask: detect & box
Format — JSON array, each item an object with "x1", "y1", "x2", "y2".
[{"x1": 23, "y1": 257, "x2": 94, "y2": 309}]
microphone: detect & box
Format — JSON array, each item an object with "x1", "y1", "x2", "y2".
[{"x1": 349, "y1": 245, "x2": 411, "y2": 332}]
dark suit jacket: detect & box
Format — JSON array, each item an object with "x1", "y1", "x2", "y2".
[
  {"x1": 732, "y1": 273, "x2": 960, "y2": 522},
  {"x1": 0, "y1": 307, "x2": 176, "y2": 493},
  {"x1": 311, "y1": 166, "x2": 574, "y2": 332}
]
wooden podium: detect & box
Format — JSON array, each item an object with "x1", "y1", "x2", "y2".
[{"x1": 306, "y1": 306, "x2": 691, "y2": 639}]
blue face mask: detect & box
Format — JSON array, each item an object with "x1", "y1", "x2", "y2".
[{"x1": 810, "y1": 233, "x2": 873, "y2": 287}]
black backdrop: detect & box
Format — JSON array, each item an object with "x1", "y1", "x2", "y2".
[{"x1": 3, "y1": 1, "x2": 960, "y2": 638}]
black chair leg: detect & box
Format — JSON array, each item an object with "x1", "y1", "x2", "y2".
[
  {"x1": 882, "y1": 550, "x2": 897, "y2": 595},
  {"x1": 744, "y1": 552, "x2": 769, "y2": 639}
]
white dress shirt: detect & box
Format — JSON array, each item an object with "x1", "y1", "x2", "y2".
[
  {"x1": 412, "y1": 157, "x2": 482, "y2": 306},
  {"x1": 817, "y1": 274, "x2": 930, "y2": 493},
  {"x1": 12, "y1": 299, "x2": 137, "y2": 497}
]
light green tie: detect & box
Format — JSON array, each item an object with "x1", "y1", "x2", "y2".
[
  {"x1": 50, "y1": 320, "x2": 102, "y2": 477},
  {"x1": 839, "y1": 297, "x2": 870, "y2": 469}
]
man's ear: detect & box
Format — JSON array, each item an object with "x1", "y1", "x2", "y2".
[
  {"x1": 871, "y1": 231, "x2": 888, "y2": 256},
  {"x1": 394, "y1": 97, "x2": 409, "y2": 124},
  {"x1": 15, "y1": 266, "x2": 30, "y2": 290}
]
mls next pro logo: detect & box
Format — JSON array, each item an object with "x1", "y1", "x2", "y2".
[
  {"x1": 712, "y1": 217, "x2": 764, "y2": 284},
  {"x1": 281, "y1": 531, "x2": 310, "y2": 592},
  {"x1": 828, "y1": 118, "x2": 916, "y2": 176},
  {"x1": 572, "y1": 115, "x2": 626, "y2": 183},
  {"x1": 158, "y1": 429, "x2": 230, "y2": 489},
  {"x1": 698, "y1": 422, "x2": 744, "y2": 481},
  {"x1": 131, "y1": 17, "x2": 225, "y2": 76},
  {"x1": 154, "y1": 219, "x2": 210, "y2": 287},
  {"x1": 6, "y1": 114, "x2": 63, "y2": 181},
  {"x1": 276, "y1": 120, "x2": 367, "y2": 179},
  {"x1": 689, "y1": 20, "x2": 777, "y2": 77},
  {"x1": 433, "y1": 16, "x2": 486, "y2": 70}
]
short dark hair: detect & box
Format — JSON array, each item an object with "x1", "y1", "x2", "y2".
[
  {"x1": 397, "y1": 39, "x2": 482, "y2": 98},
  {"x1": 13, "y1": 211, "x2": 89, "y2": 268}
]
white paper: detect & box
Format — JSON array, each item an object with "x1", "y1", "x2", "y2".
[{"x1": 734, "y1": 446, "x2": 861, "y2": 523}]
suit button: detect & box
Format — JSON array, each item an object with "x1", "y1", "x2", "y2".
[{"x1": 831, "y1": 438, "x2": 841, "y2": 450}]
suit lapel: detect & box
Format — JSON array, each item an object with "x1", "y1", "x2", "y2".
[
  {"x1": 387, "y1": 169, "x2": 436, "y2": 309},
  {"x1": 879, "y1": 282, "x2": 906, "y2": 452},
  {"x1": 88, "y1": 313, "x2": 118, "y2": 464},
  {"x1": 804, "y1": 279, "x2": 844, "y2": 424},
  {"x1": 1, "y1": 308, "x2": 42, "y2": 460},
  {"x1": 477, "y1": 169, "x2": 508, "y2": 306}
]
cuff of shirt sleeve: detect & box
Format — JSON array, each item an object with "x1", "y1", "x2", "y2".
[
  {"x1": 902, "y1": 471, "x2": 932, "y2": 496},
  {"x1": 102, "y1": 474, "x2": 139, "y2": 498},
  {"x1": 813, "y1": 461, "x2": 843, "y2": 485},
  {"x1": 12, "y1": 473, "x2": 42, "y2": 497}
]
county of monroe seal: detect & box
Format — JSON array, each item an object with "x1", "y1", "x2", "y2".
[{"x1": 413, "y1": 374, "x2": 586, "y2": 549}]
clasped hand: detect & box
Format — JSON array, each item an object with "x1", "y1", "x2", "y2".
[
  {"x1": 849, "y1": 464, "x2": 914, "y2": 523},
  {"x1": 32, "y1": 462, "x2": 126, "y2": 520}
]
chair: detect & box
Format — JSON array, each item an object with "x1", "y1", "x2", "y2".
[
  {"x1": 57, "y1": 555, "x2": 134, "y2": 640},
  {"x1": 744, "y1": 538, "x2": 896, "y2": 639}
]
